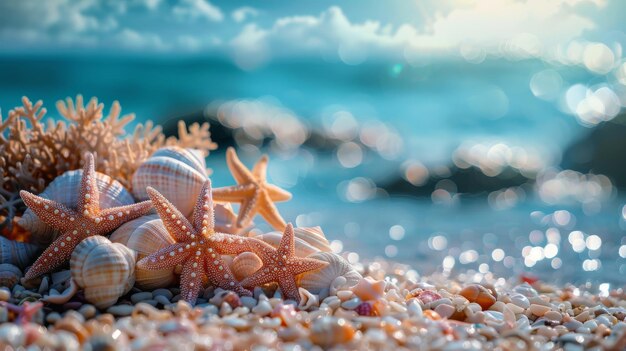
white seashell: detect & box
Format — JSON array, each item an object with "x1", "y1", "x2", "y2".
[
  {"x1": 253, "y1": 227, "x2": 332, "y2": 258},
  {"x1": 132, "y1": 146, "x2": 207, "y2": 218},
  {"x1": 230, "y1": 252, "x2": 263, "y2": 281},
  {"x1": 17, "y1": 169, "x2": 135, "y2": 246},
  {"x1": 297, "y1": 252, "x2": 361, "y2": 294},
  {"x1": 70, "y1": 236, "x2": 136, "y2": 309},
  {"x1": 0, "y1": 264, "x2": 22, "y2": 289},
  {"x1": 214, "y1": 203, "x2": 245, "y2": 235},
  {"x1": 298, "y1": 287, "x2": 319, "y2": 310},
  {"x1": 110, "y1": 215, "x2": 177, "y2": 290},
  {"x1": 0, "y1": 236, "x2": 40, "y2": 270}
]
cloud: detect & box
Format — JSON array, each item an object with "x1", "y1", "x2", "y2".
[
  {"x1": 232, "y1": 6, "x2": 259, "y2": 23},
  {"x1": 115, "y1": 28, "x2": 167, "y2": 50},
  {"x1": 230, "y1": 1, "x2": 605, "y2": 68},
  {"x1": 173, "y1": 0, "x2": 223, "y2": 22}
]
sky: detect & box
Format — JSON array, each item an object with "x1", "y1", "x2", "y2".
[{"x1": 0, "y1": 0, "x2": 624, "y2": 69}]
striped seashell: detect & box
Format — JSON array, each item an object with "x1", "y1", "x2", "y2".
[
  {"x1": 230, "y1": 252, "x2": 263, "y2": 281},
  {"x1": 110, "y1": 215, "x2": 177, "y2": 290},
  {"x1": 70, "y1": 236, "x2": 136, "y2": 309},
  {"x1": 253, "y1": 227, "x2": 332, "y2": 258},
  {"x1": 0, "y1": 236, "x2": 41, "y2": 270},
  {"x1": 17, "y1": 169, "x2": 135, "y2": 247},
  {"x1": 297, "y1": 252, "x2": 362, "y2": 294},
  {"x1": 214, "y1": 203, "x2": 243, "y2": 235},
  {"x1": 132, "y1": 146, "x2": 207, "y2": 218},
  {"x1": 0, "y1": 263, "x2": 23, "y2": 289}
]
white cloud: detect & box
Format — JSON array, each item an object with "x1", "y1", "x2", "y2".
[
  {"x1": 173, "y1": 0, "x2": 223, "y2": 22},
  {"x1": 232, "y1": 6, "x2": 259, "y2": 23},
  {"x1": 115, "y1": 28, "x2": 167, "y2": 50},
  {"x1": 230, "y1": 1, "x2": 605, "y2": 68}
]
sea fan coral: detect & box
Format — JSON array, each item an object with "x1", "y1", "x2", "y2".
[{"x1": 0, "y1": 95, "x2": 217, "y2": 232}]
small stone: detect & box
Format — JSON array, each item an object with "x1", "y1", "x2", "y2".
[
  {"x1": 529, "y1": 304, "x2": 551, "y2": 317},
  {"x1": 545, "y1": 311, "x2": 563, "y2": 323},
  {"x1": 142, "y1": 299, "x2": 158, "y2": 307},
  {"x1": 240, "y1": 296, "x2": 257, "y2": 310},
  {"x1": 46, "y1": 312, "x2": 62, "y2": 324},
  {"x1": 341, "y1": 297, "x2": 361, "y2": 310},
  {"x1": 78, "y1": 304, "x2": 96, "y2": 319},
  {"x1": 435, "y1": 303, "x2": 455, "y2": 319},
  {"x1": 107, "y1": 305, "x2": 134, "y2": 317},
  {"x1": 564, "y1": 320, "x2": 583, "y2": 331},
  {"x1": 582, "y1": 320, "x2": 597, "y2": 331},
  {"x1": 152, "y1": 288, "x2": 173, "y2": 300},
  {"x1": 509, "y1": 293, "x2": 530, "y2": 309},
  {"x1": 252, "y1": 300, "x2": 272, "y2": 316},
  {"x1": 131, "y1": 292, "x2": 153, "y2": 304},
  {"x1": 459, "y1": 284, "x2": 496, "y2": 310},
  {"x1": 0, "y1": 288, "x2": 10, "y2": 302},
  {"x1": 154, "y1": 295, "x2": 170, "y2": 306},
  {"x1": 310, "y1": 317, "x2": 355, "y2": 347}
]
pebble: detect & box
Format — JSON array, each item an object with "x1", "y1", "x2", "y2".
[
  {"x1": 0, "y1": 288, "x2": 10, "y2": 302},
  {"x1": 154, "y1": 295, "x2": 170, "y2": 306},
  {"x1": 529, "y1": 304, "x2": 551, "y2": 317},
  {"x1": 583, "y1": 320, "x2": 598, "y2": 331},
  {"x1": 131, "y1": 292, "x2": 153, "y2": 304},
  {"x1": 107, "y1": 305, "x2": 134, "y2": 317},
  {"x1": 459, "y1": 284, "x2": 496, "y2": 310},
  {"x1": 434, "y1": 304, "x2": 455, "y2": 319},
  {"x1": 241, "y1": 296, "x2": 257, "y2": 310},
  {"x1": 505, "y1": 303, "x2": 525, "y2": 315},
  {"x1": 564, "y1": 320, "x2": 583, "y2": 331},
  {"x1": 341, "y1": 298, "x2": 361, "y2": 310},
  {"x1": 545, "y1": 311, "x2": 563, "y2": 322},
  {"x1": 575, "y1": 310, "x2": 590, "y2": 322},
  {"x1": 509, "y1": 293, "x2": 531, "y2": 309},
  {"x1": 252, "y1": 300, "x2": 272, "y2": 316},
  {"x1": 152, "y1": 289, "x2": 173, "y2": 300},
  {"x1": 78, "y1": 304, "x2": 96, "y2": 319}
]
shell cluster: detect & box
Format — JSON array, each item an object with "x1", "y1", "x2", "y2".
[{"x1": 4, "y1": 145, "x2": 361, "y2": 311}]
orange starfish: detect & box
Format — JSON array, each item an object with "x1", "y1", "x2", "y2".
[
  {"x1": 212, "y1": 147, "x2": 292, "y2": 231},
  {"x1": 20, "y1": 153, "x2": 153, "y2": 280},
  {"x1": 137, "y1": 179, "x2": 254, "y2": 304},
  {"x1": 241, "y1": 223, "x2": 328, "y2": 303}
]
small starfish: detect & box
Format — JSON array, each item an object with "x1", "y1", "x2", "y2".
[
  {"x1": 20, "y1": 153, "x2": 153, "y2": 280},
  {"x1": 0, "y1": 301, "x2": 43, "y2": 324},
  {"x1": 137, "y1": 179, "x2": 254, "y2": 304},
  {"x1": 212, "y1": 147, "x2": 292, "y2": 231},
  {"x1": 241, "y1": 223, "x2": 328, "y2": 303}
]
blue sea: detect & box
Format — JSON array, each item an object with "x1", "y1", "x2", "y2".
[{"x1": 1, "y1": 54, "x2": 624, "y2": 286}]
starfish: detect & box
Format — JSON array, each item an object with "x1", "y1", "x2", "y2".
[
  {"x1": 241, "y1": 223, "x2": 328, "y2": 303},
  {"x1": 137, "y1": 179, "x2": 254, "y2": 304},
  {"x1": 212, "y1": 147, "x2": 292, "y2": 231},
  {"x1": 20, "y1": 153, "x2": 153, "y2": 280}
]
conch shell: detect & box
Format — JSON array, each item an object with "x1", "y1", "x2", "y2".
[
  {"x1": 253, "y1": 227, "x2": 331, "y2": 257},
  {"x1": 109, "y1": 215, "x2": 177, "y2": 290},
  {"x1": 132, "y1": 146, "x2": 207, "y2": 218},
  {"x1": 230, "y1": 252, "x2": 263, "y2": 281},
  {"x1": 297, "y1": 252, "x2": 361, "y2": 294},
  {"x1": 17, "y1": 169, "x2": 135, "y2": 246},
  {"x1": 0, "y1": 236, "x2": 41, "y2": 270},
  {"x1": 70, "y1": 236, "x2": 136, "y2": 309}
]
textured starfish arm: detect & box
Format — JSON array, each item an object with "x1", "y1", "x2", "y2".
[
  {"x1": 146, "y1": 187, "x2": 193, "y2": 242},
  {"x1": 98, "y1": 200, "x2": 154, "y2": 233},
  {"x1": 278, "y1": 223, "x2": 296, "y2": 257},
  {"x1": 252, "y1": 155, "x2": 269, "y2": 181},
  {"x1": 77, "y1": 153, "x2": 100, "y2": 215},
  {"x1": 204, "y1": 256, "x2": 252, "y2": 297},
  {"x1": 226, "y1": 147, "x2": 255, "y2": 184},
  {"x1": 290, "y1": 258, "x2": 329, "y2": 276},
  {"x1": 19, "y1": 191, "x2": 79, "y2": 232},
  {"x1": 266, "y1": 184, "x2": 292, "y2": 202},
  {"x1": 25, "y1": 231, "x2": 79, "y2": 279},
  {"x1": 258, "y1": 198, "x2": 287, "y2": 231},
  {"x1": 210, "y1": 233, "x2": 254, "y2": 255},
  {"x1": 245, "y1": 237, "x2": 277, "y2": 261},
  {"x1": 235, "y1": 196, "x2": 260, "y2": 229},
  {"x1": 192, "y1": 180, "x2": 214, "y2": 234},
  {"x1": 240, "y1": 270, "x2": 275, "y2": 289},
  {"x1": 180, "y1": 259, "x2": 204, "y2": 304},
  {"x1": 278, "y1": 276, "x2": 300, "y2": 302},
  {"x1": 137, "y1": 243, "x2": 191, "y2": 270},
  {"x1": 212, "y1": 184, "x2": 256, "y2": 202}
]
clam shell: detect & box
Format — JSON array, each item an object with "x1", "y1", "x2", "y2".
[
  {"x1": 253, "y1": 227, "x2": 331, "y2": 258},
  {"x1": 230, "y1": 252, "x2": 263, "y2": 281},
  {"x1": 110, "y1": 215, "x2": 177, "y2": 290},
  {"x1": 0, "y1": 263, "x2": 23, "y2": 289},
  {"x1": 132, "y1": 147, "x2": 207, "y2": 218},
  {"x1": 297, "y1": 252, "x2": 361, "y2": 294},
  {"x1": 70, "y1": 236, "x2": 136, "y2": 309},
  {"x1": 18, "y1": 170, "x2": 134, "y2": 246},
  {"x1": 0, "y1": 236, "x2": 41, "y2": 270}
]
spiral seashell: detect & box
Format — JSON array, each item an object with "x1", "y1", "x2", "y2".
[
  {"x1": 253, "y1": 227, "x2": 331, "y2": 258},
  {"x1": 17, "y1": 169, "x2": 135, "y2": 246},
  {"x1": 70, "y1": 236, "x2": 136, "y2": 309},
  {"x1": 296, "y1": 252, "x2": 361, "y2": 294},
  {"x1": 132, "y1": 146, "x2": 207, "y2": 218},
  {"x1": 230, "y1": 252, "x2": 263, "y2": 281},
  {"x1": 0, "y1": 236, "x2": 41, "y2": 270},
  {"x1": 0, "y1": 263, "x2": 23, "y2": 288},
  {"x1": 110, "y1": 215, "x2": 177, "y2": 290}
]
